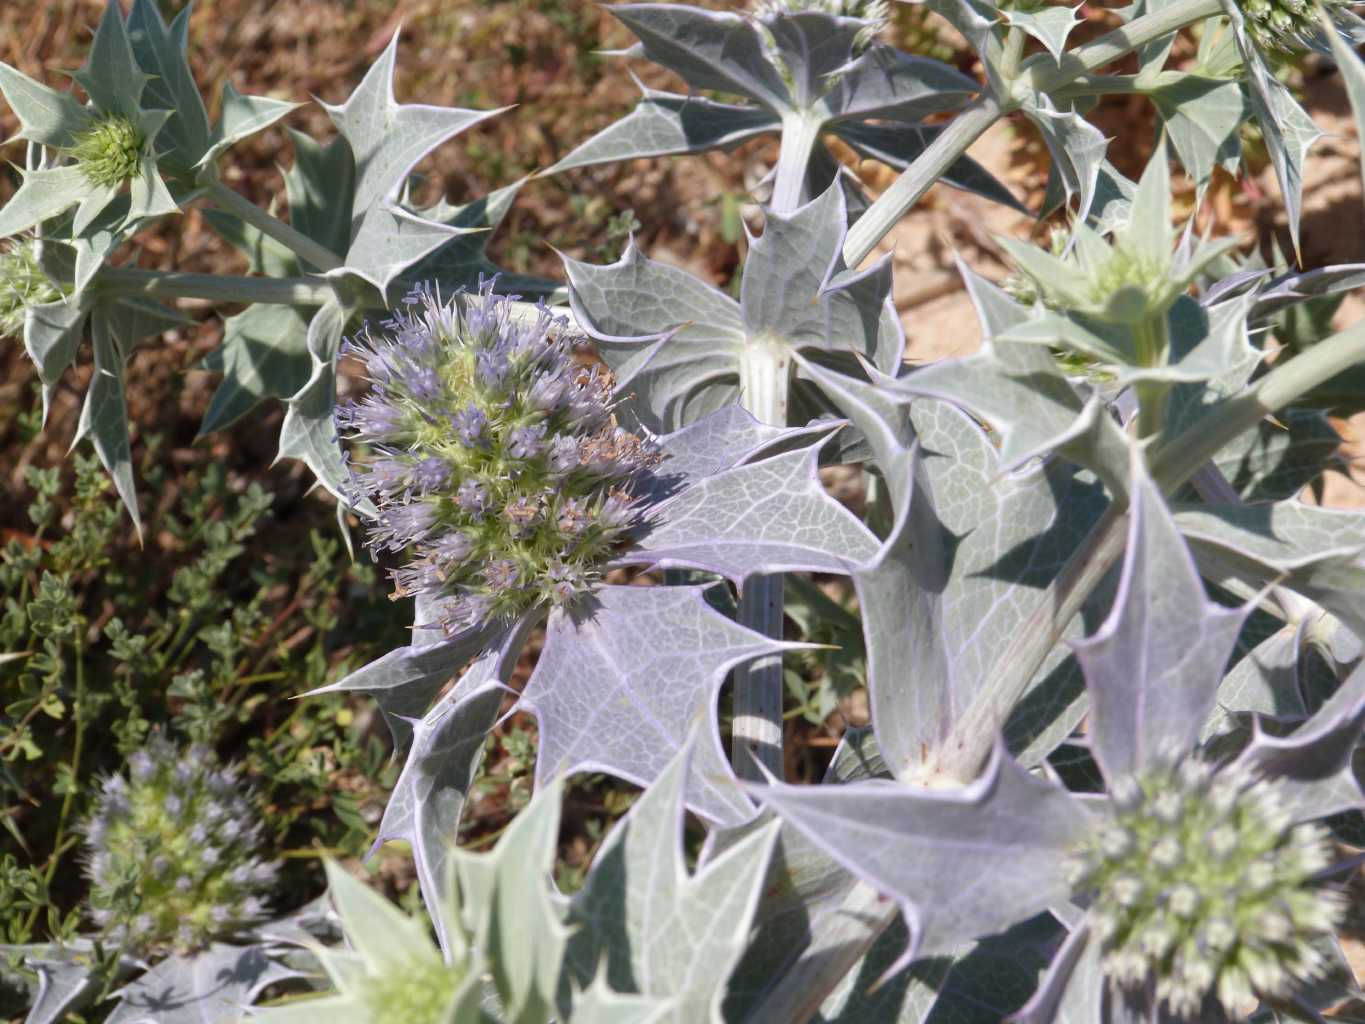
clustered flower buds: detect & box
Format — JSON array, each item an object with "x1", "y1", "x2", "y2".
[
  {"x1": 69, "y1": 114, "x2": 144, "y2": 189},
  {"x1": 1241, "y1": 0, "x2": 1348, "y2": 54},
  {"x1": 754, "y1": 0, "x2": 890, "y2": 49},
  {"x1": 80, "y1": 736, "x2": 277, "y2": 953},
  {"x1": 0, "y1": 236, "x2": 59, "y2": 339},
  {"x1": 338, "y1": 283, "x2": 661, "y2": 635},
  {"x1": 1067, "y1": 757, "x2": 1344, "y2": 1016},
  {"x1": 359, "y1": 958, "x2": 466, "y2": 1024}
]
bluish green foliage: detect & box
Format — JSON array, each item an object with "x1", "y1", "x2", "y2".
[{"x1": 4, "y1": 0, "x2": 1365, "y2": 1020}]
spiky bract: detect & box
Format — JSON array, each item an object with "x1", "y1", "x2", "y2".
[
  {"x1": 338, "y1": 284, "x2": 660, "y2": 635},
  {"x1": 1068, "y1": 757, "x2": 1344, "y2": 1016},
  {"x1": 754, "y1": 0, "x2": 890, "y2": 48},
  {"x1": 0, "y1": 237, "x2": 59, "y2": 339},
  {"x1": 81, "y1": 736, "x2": 277, "y2": 953},
  {"x1": 70, "y1": 115, "x2": 144, "y2": 189}
]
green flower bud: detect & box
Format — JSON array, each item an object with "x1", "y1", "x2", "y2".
[
  {"x1": 81, "y1": 736, "x2": 278, "y2": 954},
  {"x1": 1240, "y1": 0, "x2": 1350, "y2": 53},
  {"x1": 1070, "y1": 758, "x2": 1346, "y2": 1017},
  {"x1": 70, "y1": 115, "x2": 144, "y2": 189},
  {"x1": 0, "y1": 237, "x2": 60, "y2": 339},
  {"x1": 361, "y1": 958, "x2": 466, "y2": 1024}
]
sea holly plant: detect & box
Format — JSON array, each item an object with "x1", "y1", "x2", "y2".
[{"x1": 6, "y1": 0, "x2": 1365, "y2": 1022}]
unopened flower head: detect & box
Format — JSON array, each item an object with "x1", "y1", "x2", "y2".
[
  {"x1": 0, "y1": 236, "x2": 60, "y2": 339},
  {"x1": 338, "y1": 283, "x2": 661, "y2": 634},
  {"x1": 1240, "y1": 0, "x2": 1351, "y2": 54},
  {"x1": 81, "y1": 736, "x2": 277, "y2": 953},
  {"x1": 70, "y1": 115, "x2": 144, "y2": 189},
  {"x1": 361, "y1": 958, "x2": 466, "y2": 1024},
  {"x1": 1067, "y1": 756, "x2": 1344, "y2": 1016},
  {"x1": 754, "y1": 0, "x2": 889, "y2": 49}
]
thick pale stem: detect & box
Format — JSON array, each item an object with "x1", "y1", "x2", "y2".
[
  {"x1": 841, "y1": 0, "x2": 1225, "y2": 269},
  {"x1": 1134, "y1": 314, "x2": 1170, "y2": 439},
  {"x1": 734, "y1": 342, "x2": 793, "y2": 782},
  {"x1": 99, "y1": 267, "x2": 338, "y2": 306},
  {"x1": 771, "y1": 113, "x2": 824, "y2": 215},
  {"x1": 203, "y1": 179, "x2": 344, "y2": 273}
]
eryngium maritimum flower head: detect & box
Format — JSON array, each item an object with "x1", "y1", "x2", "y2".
[
  {"x1": 70, "y1": 114, "x2": 144, "y2": 189},
  {"x1": 338, "y1": 283, "x2": 660, "y2": 634},
  {"x1": 1067, "y1": 756, "x2": 1344, "y2": 1016},
  {"x1": 81, "y1": 736, "x2": 277, "y2": 953},
  {"x1": 0, "y1": 237, "x2": 59, "y2": 339}
]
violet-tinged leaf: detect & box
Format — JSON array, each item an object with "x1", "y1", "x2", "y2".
[
  {"x1": 563, "y1": 739, "x2": 780, "y2": 1023},
  {"x1": 1203, "y1": 620, "x2": 1312, "y2": 741},
  {"x1": 105, "y1": 943, "x2": 296, "y2": 1024},
  {"x1": 547, "y1": 83, "x2": 779, "y2": 174},
  {"x1": 643, "y1": 404, "x2": 822, "y2": 496},
  {"x1": 1173, "y1": 500, "x2": 1365, "y2": 636},
  {"x1": 1073, "y1": 465, "x2": 1246, "y2": 782},
  {"x1": 375, "y1": 637, "x2": 517, "y2": 954},
  {"x1": 522, "y1": 585, "x2": 794, "y2": 826},
  {"x1": 307, "y1": 618, "x2": 498, "y2": 752},
  {"x1": 609, "y1": 4, "x2": 792, "y2": 112},
  {"x1": 1234, "y1": 659, "x2": 1365, "y2": 823},
  {"x1": 751, "y1": 745, "x2": 1091, "y2": 968},
  {"x1": 626, "y1": 435, "x2": 880, "y2": 581}
]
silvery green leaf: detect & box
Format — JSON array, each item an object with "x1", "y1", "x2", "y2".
[
  {"x1": 609, "y1": 4, "x2": 791, "y2": 112},
  {"x1": 831, "y1": 120, "x2": 1027, "y2": 213},
  {"x1": 0, "y1": 62, "x2": 95, "y2": 149},
  {"x1": 565, "y1": 241, "x2": 745, "y2": 433},
  {"x1": 815, "y1": 44, "x2": 978, "y2": 123},
  {"x1": 197, "y1": 81, "x2": 301, "y2": 172},
  {"x1": 0, "y1": 165, "x2": 103, "y2": 241},
  {"x1": 1150, "y1": 72, "x2": 1245, "y2": 196},
  {"x1": 284, "y1": 130, "x2": 356, "y2": 260},
  {"x1": 377, "y1": 633, "x2": 518, "y2": 954},
  {"x1": 570, "y1": 183, "x2": 902, "y2": 433},
  {"x1": 308, "y1": 619, "x2": 498, "y2": 752},
  {"x1": 454, "y1": 778, "x2": 569, "y2": 1022},
  {"x1": 1326, "y1": 14, "x2": 1365, "y2": 204},
  {"x1": 547, "y1": 84, "x2": 779, "y2": 174},
  {"x1": 126, "y1": 0, "x2": 212, "y2": 172},
  {"x1": 750, "y1": 745, "x2": 1090, "y2": 969},
  {"x1": 1023, "y1": 97, "x2": 1106, "y2": 225},
  {"x1": 276, "y1": 299, "x2": 357, "y2": 506},
  {"x1": 125, "y1": 115, "x2": 180, "y2": 223},
  {"x1": 627, "y1": 433, "x2": 879, "y2": 580},
  {"x1": 15, "y1": 944, "x2": 108, "y2": 1024},
  {"x1": 889, "y1": 261, "x2": 1130, "y2": 485},
  {"x1": 563, "y1": 740, "x2": 780, "y2": 1022},
  {"x1": 77, "y1": 308, "x2": 141, "y2": 534},
  {"x1": 1225, "y1": 9, "x2": 1322, "y2": 253},
  {"x1": 71, "y1": 0, "x2": 149, "y2": 120},
  {"x1": 1203, "y1": 408, "x2": 1342, "y2": 502},
  {"x1": 24, "y1": 290, "x2": 91, "y2": 423},
  {"x1": 760, "y1": 12, "x2": 866, "y2": 108},
  {"x1": 1174, "y1": 500, "x2": 1365, "y2": 637},
  {"x1": 199, "y1": 304, "x2": 313, "y2": 435},
  {"x1": 1001, "y1": 4, "x2": 1082, "y2": 63},
  {"x1": 1087, "y1": 160, "x2": 1136, "y2": 234},
  {"x1": 318, "y1": 30, "x2": 503, "y2": 287},
  {"x1": 1203, "y1": 620, "x2": 1313, "y2": 741},
  {"x1": 567, "y1": 969, "x2": 673, "y2": 1024},
  {"x1": 1233, "y1": 659, "x2": 1365, "y2": 823},
  {"x1": 637, "y1": 403, "x2": 818, "y2": 494},
  {"x1": 106, "y1": 944, "x2": 296, "y2": 1024},
  {"x1": 523, "y1": 585, "x2": 791, "y2": 826},
  {"x1": 1074, "y1": 465, "x2": 1246, "y2": 781}
]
